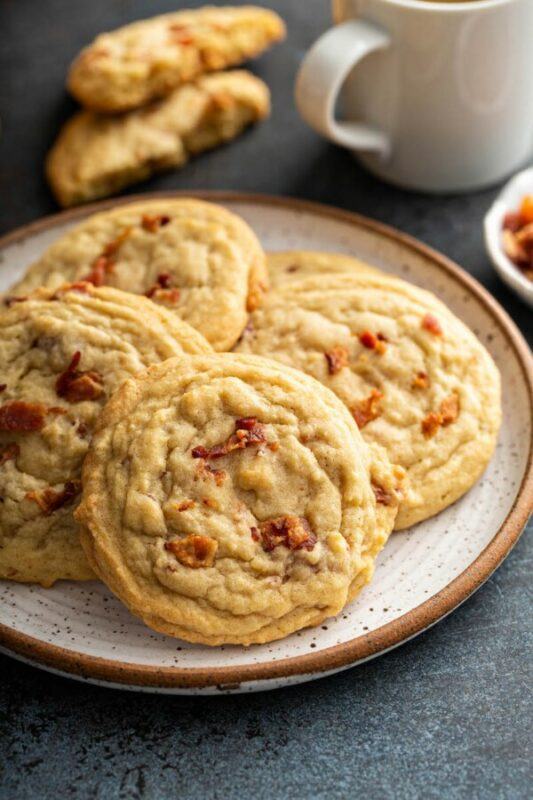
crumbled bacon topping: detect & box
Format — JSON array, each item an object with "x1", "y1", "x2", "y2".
[
  {"x1": 165, "y1": 534, "x2": 218, "y2": 568},
  {"x1": 0, "y1": 384, "x2": 6, "y2": 393},
  {"x1": 177, "y1": 500, "x2": 196, "y2": 512},
  {"x1": 145, "y1": 273, "x2": 180, "y2": 303},
  {"x1": 351, "y1": 389, "x2": 383, "y2": 429},
  {"x1": 411, "y1": 371, "x2": 429, "y2": 390},
  {"x1": 0, "y1": 401, "x2": 48, "y2": 432},
  {"x1": 81, "y1": 228, "x2": 131, "y2": 286},
  {"x1": 251, "y1": 516, "x2": 317, "y2": 553},
  {"x1": 196, "y1": 462, "x2": 226, "y2": 486},
  {"x1": 325, "y1": 345, "x2": 349, "y2": 375},
  {"x1": 0, "y1": 442, "x2": 19, "y2": 466},
  {"x1": 55, "y1": 352, "x2": 104, "y2": 403},
  {"x1": 421, "y1": 313, "x2": 443, "y2": 336},
  {"x1": 141, "y1": 214, "x2": 170, "y2": 233},
  {"x1": 421, "y1": 412, "x2": 441, "y2": 439},
  {"x1": 359, "y1": 330, "x2": 387, "y2": 354},
  {"x1": 372, "y1": 481, "x2": 397, "y2": 506},
  {"x1": 192, "y1": 417, "x2": 267, "y2": 460},
  {"x1": 3, "y1": 295, "x2": 27, "y2": 307},
  {"x1": 421, "y1": 393, "x2": 460, "y2": 438},
  {"x1": 439, "y1": 393, "x2": 460, "y2": 426},
  {"x1": 25, "y1": 480, "x2": 81, "y2": 515},
  {"x1": 502, "y1": 195, "x2": 533, "y2": 280}
]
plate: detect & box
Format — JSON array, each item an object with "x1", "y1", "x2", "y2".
[{"x1": 0, "y1": 192, "x2": 531, "y2": 694}]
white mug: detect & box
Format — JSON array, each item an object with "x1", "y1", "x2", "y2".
[{"x1": 295, "y1": 0, "x2": 533, "y2": 193}]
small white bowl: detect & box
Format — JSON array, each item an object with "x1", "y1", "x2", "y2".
[{"x1": 484, "y1": 166, "x2": 533, "y2": 308}]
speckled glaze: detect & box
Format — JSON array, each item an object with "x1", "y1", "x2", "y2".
[{"x1": 0, "y1": 193, "x2": 531, "y2": 694}]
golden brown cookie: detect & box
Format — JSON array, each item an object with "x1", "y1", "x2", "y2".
[
  {"x1": 47, "y1": 71, "x2": 270, "y2": 207},
  {"x1": 0, "y1": 284, "x2": 211, "y2": 587},
  {"x1": 235, "y1": 274, "x2": 502, "y2": 529},
  {"x1": 76, "y1": 353, "x2": 401, "y2": 645},
  {"x1": 68, "y1": 6, "x2": 285, "y2": 112},
  {"x1": 12, "y1": 198, "x2": 267, "y2": 352}
]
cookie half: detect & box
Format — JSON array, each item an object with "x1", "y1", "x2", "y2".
[
  {"x1": 267, "y1": 251, "x2": 381, "y2": 289},
  {"x1": 235, "y1": 274, "x2": 502, "y2": 529},
  {"x1": 76, "y1": 353, "x2": 401, "y2": 646},
  {"x1": 68, "y1": 6, "x2": 285, "y2": 112},
  {"x1": 0, "y1": 284, "x2": 211, "y2": 587},
  {"x1": 48, "y1": 71, "x2": 270, "y2": 207},
  {"x1": 12, "y1": 198, "x2": 267, "y2": 351}
]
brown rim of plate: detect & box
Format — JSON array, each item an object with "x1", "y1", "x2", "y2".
[{"x1": 0, "y1": 191, "x2": 531, "y2": 691}]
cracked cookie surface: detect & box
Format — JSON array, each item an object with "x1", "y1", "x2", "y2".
[
  {"x1": 0, "y1": 284, "x2": 211, "y2": 586},
  {"x1": 76, "y1": 353, "x2": 401, "y2": 645},
  {"x1": 235, "y1": 274, "x2": 502, "y2": 528},
  {"x1": 68, "y1": 6, "x2": 285, "y2": 112},
  {"x1": 13, "y1": 198, "x2": 267, "y2": 351}
]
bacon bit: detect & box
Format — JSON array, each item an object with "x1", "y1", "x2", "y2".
[
  {"x1": 51, "y1": 282, "x2": 91, "y2": 301},
  {"x1": 372, "y1": 481, "x2": 397, "y2": 506},
  {"x1": 192, "y1": 418, "x2": 267, "y2": 460},
  {"x1": 351, "y1": 389, "x2": 383, "y2": 429},
  {"x1": 145, "y1": 273, "x2": 180, "y2": 303},
  {"x1": 267, "y1": 441, "x2": 279, "y2": 452},
  {"x1": 0, "y1": 401, "x2": 48, "y2": 432},
  {"x1": 439, "y1": 393, "x2": 460, "y2": 426},
  {"x1": 177, "y1": 500, "x2": 196, "y2": 512},
  {"x1": 56, "y1": 352, "x2": 104, "y2": 403},
  {"x1": 411, "y1": 371, "x2": 430, "y2": 390},
  {"x1": 421, "y1": 412, "x2": 442, "y2": 439},
  {"x1": 205, "y1": 464, "x2": 226, "y2": 485},
  {"x1": 422, "y1": 393, "x2": 460, "y2": 438},
  {"x1": 252, "y1": 516, "x2": 317, "y2": 553},
  {"x1": 0, "y1": 443, "x2": 19, "y2": 466},
  {"x1": 150, "y1": 288, "x2": 181, "y2": 305},
  {"x1": 82, "y1": 256, "x2": 107, "y2": 287},
  {"x1": 503, "y1": 211, "x2": 523, "y2": 233},
  {"x1": 81, "y1": 228, "x2": 131, "y2": 286},
  {"x1": 141, "y1": 214, "x2": 170, "y2": 233},
  {"x1": 165, "y1": 534, "x2": 217, "y2": 568},
  {"x1": 421, "y1": 313, "x2": 443, "y2": 336},
  {"x1": 0, "y1": 385, "x2": 6, "y2": 393},
  {"x1": 3, "y1": 295, "x2": 27, "y2": 307},
  {"x1": 359, "y1": 330, "x2": 387, "y2": 355},
  {"x1": 25, "y1": 480, "x2": 81, "y2": 516},
  {"x1": 325, "y1": 345, "x2": 349, "y2": 375},
  {"x1": 202, "y1": 497, "x2": 218, "y2": 510}
]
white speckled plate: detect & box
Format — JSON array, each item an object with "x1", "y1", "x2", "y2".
[{"x1": 0, "y1": 193, "x2": 531, "y2": 694}]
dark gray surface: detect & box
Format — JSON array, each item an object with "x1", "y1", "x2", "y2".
[{"x1": 0, "y1": 2, "x2": 531, "y2": 799}]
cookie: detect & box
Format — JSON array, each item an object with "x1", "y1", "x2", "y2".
[
  {"x1": 12, "y1": 198, "x2": 267, "y2": 352},
  {"x1": 76, "y1": 353, "x2": 402, "y2": 645},
  {"x1": 68, "y1": 6, "x2": 285, "y2": 112},
  {"x1": 0, "y1": 284, "x2": 211, "y2": 587},
  {"x1": 235, "y1": 274, "x2": 502, "y2": 529},
  {"x1": 267, "y1": 251, "x2": 381, "y2": 288},
  {"x1": 47, "y1": 71, "x2": 270, "y2": 207}
]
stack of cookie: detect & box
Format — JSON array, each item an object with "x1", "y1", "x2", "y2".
[
  {"x1": 0, "y1": 198, "x2": 501, "y2": 646},
  {"x1": 46, "y1": 6, "x2": 285, "y2": 206}
]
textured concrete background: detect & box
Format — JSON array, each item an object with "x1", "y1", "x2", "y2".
[{"x1": 0, "y1": 2, "x2": 531, "y2": 798}]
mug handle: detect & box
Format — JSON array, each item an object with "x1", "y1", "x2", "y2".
[{"x1": 295, "y1": 19, "x2": 391, "y2": 156}]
